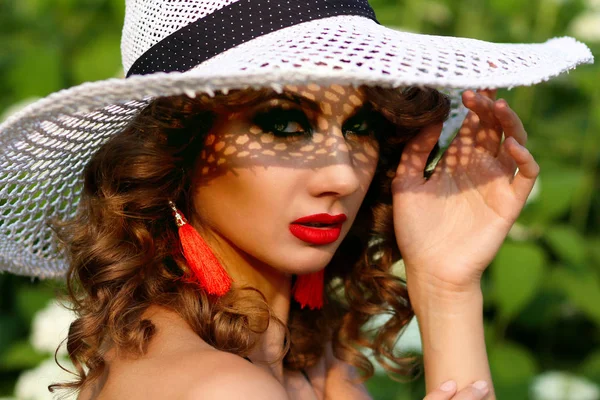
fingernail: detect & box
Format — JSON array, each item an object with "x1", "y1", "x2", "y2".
[
  {"x1": 472, "y1": 380, "x2": 489, "y2": 392},
  {"x1": 440, "y1": 380, "x2": 456, "y2": 392}
]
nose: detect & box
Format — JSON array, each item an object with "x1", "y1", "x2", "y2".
[{"x1": 307, "y1": 136, "x2": 362, "y2": 199}]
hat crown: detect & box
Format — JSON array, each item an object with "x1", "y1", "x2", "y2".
[{"x1": 121, "y1": 0, "x2": 239, "y2": 74}]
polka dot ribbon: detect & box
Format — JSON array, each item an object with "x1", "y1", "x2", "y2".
[{"x1": 126, "y1": 0, "x2": 379, "y2": 77}]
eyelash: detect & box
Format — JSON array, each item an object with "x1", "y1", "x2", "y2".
[{"x1": 251, "y1": 107, "x2": 375, "y2": 142}]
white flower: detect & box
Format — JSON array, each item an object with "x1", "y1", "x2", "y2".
[
  {"x1": 569, "y1": 11, "x2": 600, "y2": 42},
  {"x1": 30, "y1": 300, "x2": 76, "y2": 357},
  {"x1": 586, "y1": 0, "x2": 600, "y2": 10},
  {"x1": 530, "y1": 371, "x2": 600, "y2": 400},
  {"x1": 365, "y1": 313, "x2": 423, "y2": 353},
  {"x1": 546, "y1": 0, "x2": 574, "y2": 5},
  {"x1": 508, "y1": 222, "x2": 534, "y2": 241},
  {"x1": 397, "y1": 317, "x2": 422, "y2": 353},
  {"x1": 390, "y1": 258, "x2": 406, "y2": 282},
  {"x1": 363, "y1": 348, "x2": 387, "y2": 375},
  {"x1": 14, "y1": 358, "x2": 76, "y2": 400},
  {"x1": 422, "y1": 0, "x2": 452, "y2": 25},
  {"x1": 363, "y1": 315, "x2": 422, "y2": 375},
  {"x1": 527, "y1": 177, "x2": 541, "y2": 204}
]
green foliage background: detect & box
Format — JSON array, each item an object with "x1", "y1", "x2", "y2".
[{"x1": 0, "y1": 0, "x2": 598, "y2": 398}]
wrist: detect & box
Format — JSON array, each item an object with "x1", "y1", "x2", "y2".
[
  {"x1": 413, "y1": 289, "x2": 492, "y2": 398},
  {"x1": 407, "y1": 278, "x2": 483, "y2": 317},
  {"x1": 404, "y1": 264, "x2": 483, "y2": 299}
]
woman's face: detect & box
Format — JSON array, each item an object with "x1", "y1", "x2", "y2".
[{"x1": 191, "y1": 84, "x2": 380, "y2": 275}]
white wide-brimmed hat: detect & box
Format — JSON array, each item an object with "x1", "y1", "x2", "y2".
[{"x1": 0, "y1": 0, "x2": 594, "y2": 279}]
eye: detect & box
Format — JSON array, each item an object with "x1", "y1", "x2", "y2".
[
  {"x1": 343, "y1": 110, "x2": 377, "y2": 139},
  {"x1": 251, "y1": 107, "x2": 312, "y2": 141},
  {"x1": 345, "y1": 119, "x2": 370, "y2": 135}
]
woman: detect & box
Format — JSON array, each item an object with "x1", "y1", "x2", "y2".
[
  {"x1": 0, "y1": 1, "x2": 592, "y2": 399},
  {"x1": 50, "y1": 82, "x2": 533, "y2": 400}
]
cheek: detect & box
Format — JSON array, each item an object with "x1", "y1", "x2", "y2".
[
  {"x1": 191, "y1": 168, "x2": 280, "y2": 268},
  {"x1": 192, "y1": 165, "x2": 323, "y2": 273},
  {"x1": 192, "y1": 156, "x2": 299, "y2": 237},
  {"x1": 193, "y1": 121, "x2": 297, "y2": 232},
  {"x1": 351, "y1": 140, "x2": 380, "y2": 189}
]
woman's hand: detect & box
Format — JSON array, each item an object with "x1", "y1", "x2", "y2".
[
  {"x1": 391, "y1": 89, "x2": 539, "y2": 294},
  {"x1": 424, "y1": 380, "x2": 490, "y2": 400}
]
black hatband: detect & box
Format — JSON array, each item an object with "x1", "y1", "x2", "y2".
[{"x1": 126, "y1": 0, "x2": 379, "y2": 77}]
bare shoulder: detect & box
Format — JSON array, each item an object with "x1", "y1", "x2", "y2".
[
  {"x1": 175, "y1": 351, "x2": 289, "y2": 400},
  {"x1": 77, "y1": 306, "x2": 288, "y2": 399},
  {"x1": 79, "y1": 348, "x2": 288, "y2": 400}
]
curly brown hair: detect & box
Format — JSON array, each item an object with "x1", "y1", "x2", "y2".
[{"x1": 49, "y1": 84, "x2": 450, "y2": 396}]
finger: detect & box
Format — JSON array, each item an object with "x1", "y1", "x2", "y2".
[
  {"x1": 478, "y1": 88, "x2": 498, "y2": 100},
  {"x1": 450, "y1": 381, "x2": 491, "y2": 400},
  {"x1": 497, "y1": 148, "x2": 518, "y2": 178},
  {"x1": 504, "y1": 137, "x2": 540, "y2": 201},
  {"x1": 462, "y1": 91, "x2": 496, "y2": 126},
  {"x1": 397, "y1": 122, "x2": 443, "y2": 179},
  {"x1": 423, "y1": 380, "x2": 457, "y2": 400},
  {"x1": 461, "y1": 91, "x2": 503, "y2": 156},
  {"x1": 494, "y1": 99, "x2": 528, "y2": 146}
]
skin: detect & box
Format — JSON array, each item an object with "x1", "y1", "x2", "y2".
[
  {"x1": 190, "y1": 83, "x2": 379, "y2": 303},
  {"x1": 396, "y1": 89, "x2": 538, "y2": 399},
  {"x1": 189, "y1": 83, "x2": 379, "y2": 397},
  {"x1": 77, "y1": 85, "x2": 538, "y2": 400}
]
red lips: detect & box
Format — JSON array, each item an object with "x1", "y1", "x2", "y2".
[
  {"x1": 292, "y1": 213, "x2": 347, "y2": 225},
  {"x1": 289, "y1": 213, "x2": 347, "y2": 245}
]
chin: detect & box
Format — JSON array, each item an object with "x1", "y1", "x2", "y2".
[{"x1": 269, "y1": 246, "x2": 339, "y2": 275}]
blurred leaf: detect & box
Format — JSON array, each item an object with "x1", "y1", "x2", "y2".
[
  {"x1": 371, "y1": 4, "x2": 404, "y2": 27},
  {"x1": 579, "y1": 350, "x2": 600, "y2": 383},
  {"x1": 488, "y1": 0, "x2": 526, "y2": 17},
  {"x1": 15, "y1": 285, "x2": 55, "y2": 327},
  {"x1": 108, "y1": 0, "x2": 125, "y2": 22},
  {"x1": 13, "y1": 0, "x2": 52, "y2": 19},
  {"x1": 0, "y1": 340, "x2": 47, "y2": 371},
  {"x1": 365, "y1": 374, "x2": 413, "y2": 400},
  {"x1": 0, "y1": 314, "x2": 21, "y2": 355},
  {"x1": 483, "y1": 321, "x2": 496, "y2": 346},
  {"x1": 6, "y1": 44, "x2": 63, "y2": 99},
  {"x1": 532, "y1": 107, "x2": 590, "y2": 161},
  {"x1": 490, "y1": 342, "x2": 538, "y2": 396},
  {"x1": 56, "y1": 0, "x2": 85, "y2": 12},
  {"x1": 525, "y1": 166, "x2": 586, "y2": 223},
  {"x1": 453, "y1": 0, "x2": 490, "y2": 39},
  {"x1": 513, "y1": 289, "x2": 564, "y2": 329},
  {"x1": 492, "y1": 242, "x2": 546, "y2": 321},
  {"x1": 573, "y1": 67, "x2": 600, "y2": 100},
  {"x1": 493, "y1": 381, "x2": 532, "y2": 399},
  {"x1": 550, "y1": 266, "x2": 600, "y2": 325},
  {"x1": 544, "y1": 225, "x2": 587, "y2": 266},
  {"x1": 589, "y1": 237, "x2": 600, "y2": 269},
  {"x1": 71, "y1": 31, "x2": 121, "y2": 83}
]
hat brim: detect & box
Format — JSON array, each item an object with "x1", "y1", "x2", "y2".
[{"x1": 0, "y1": 15, "x2": 594, "y2": 278}]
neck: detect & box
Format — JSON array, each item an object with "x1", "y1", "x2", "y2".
[{"x1": 199, "y1": 224, "x2": 292, "y2": 379}]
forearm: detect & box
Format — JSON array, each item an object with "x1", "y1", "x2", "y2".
[{"x1": 410, "y1": 284, "x2": 495, "y2": 399}]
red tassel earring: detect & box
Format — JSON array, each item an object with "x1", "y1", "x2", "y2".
[
  {"x1": 169, "y1": 200, "x2": 231, "y2": 296},
  {"x1": 293, "y1": 269, "x2": 325, "y2": 310}
]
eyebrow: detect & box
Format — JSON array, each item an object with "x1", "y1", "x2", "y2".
[
  {"x1": 264, "y1": 91, "x2": 321, "y2": 112},
  {"x1": 255, "y1": 91, "x2": 370, "y2": 119}
]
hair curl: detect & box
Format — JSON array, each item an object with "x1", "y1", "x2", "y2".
[{"x1": 49, "y1": 84, "x2": 450, "y2": 396}]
